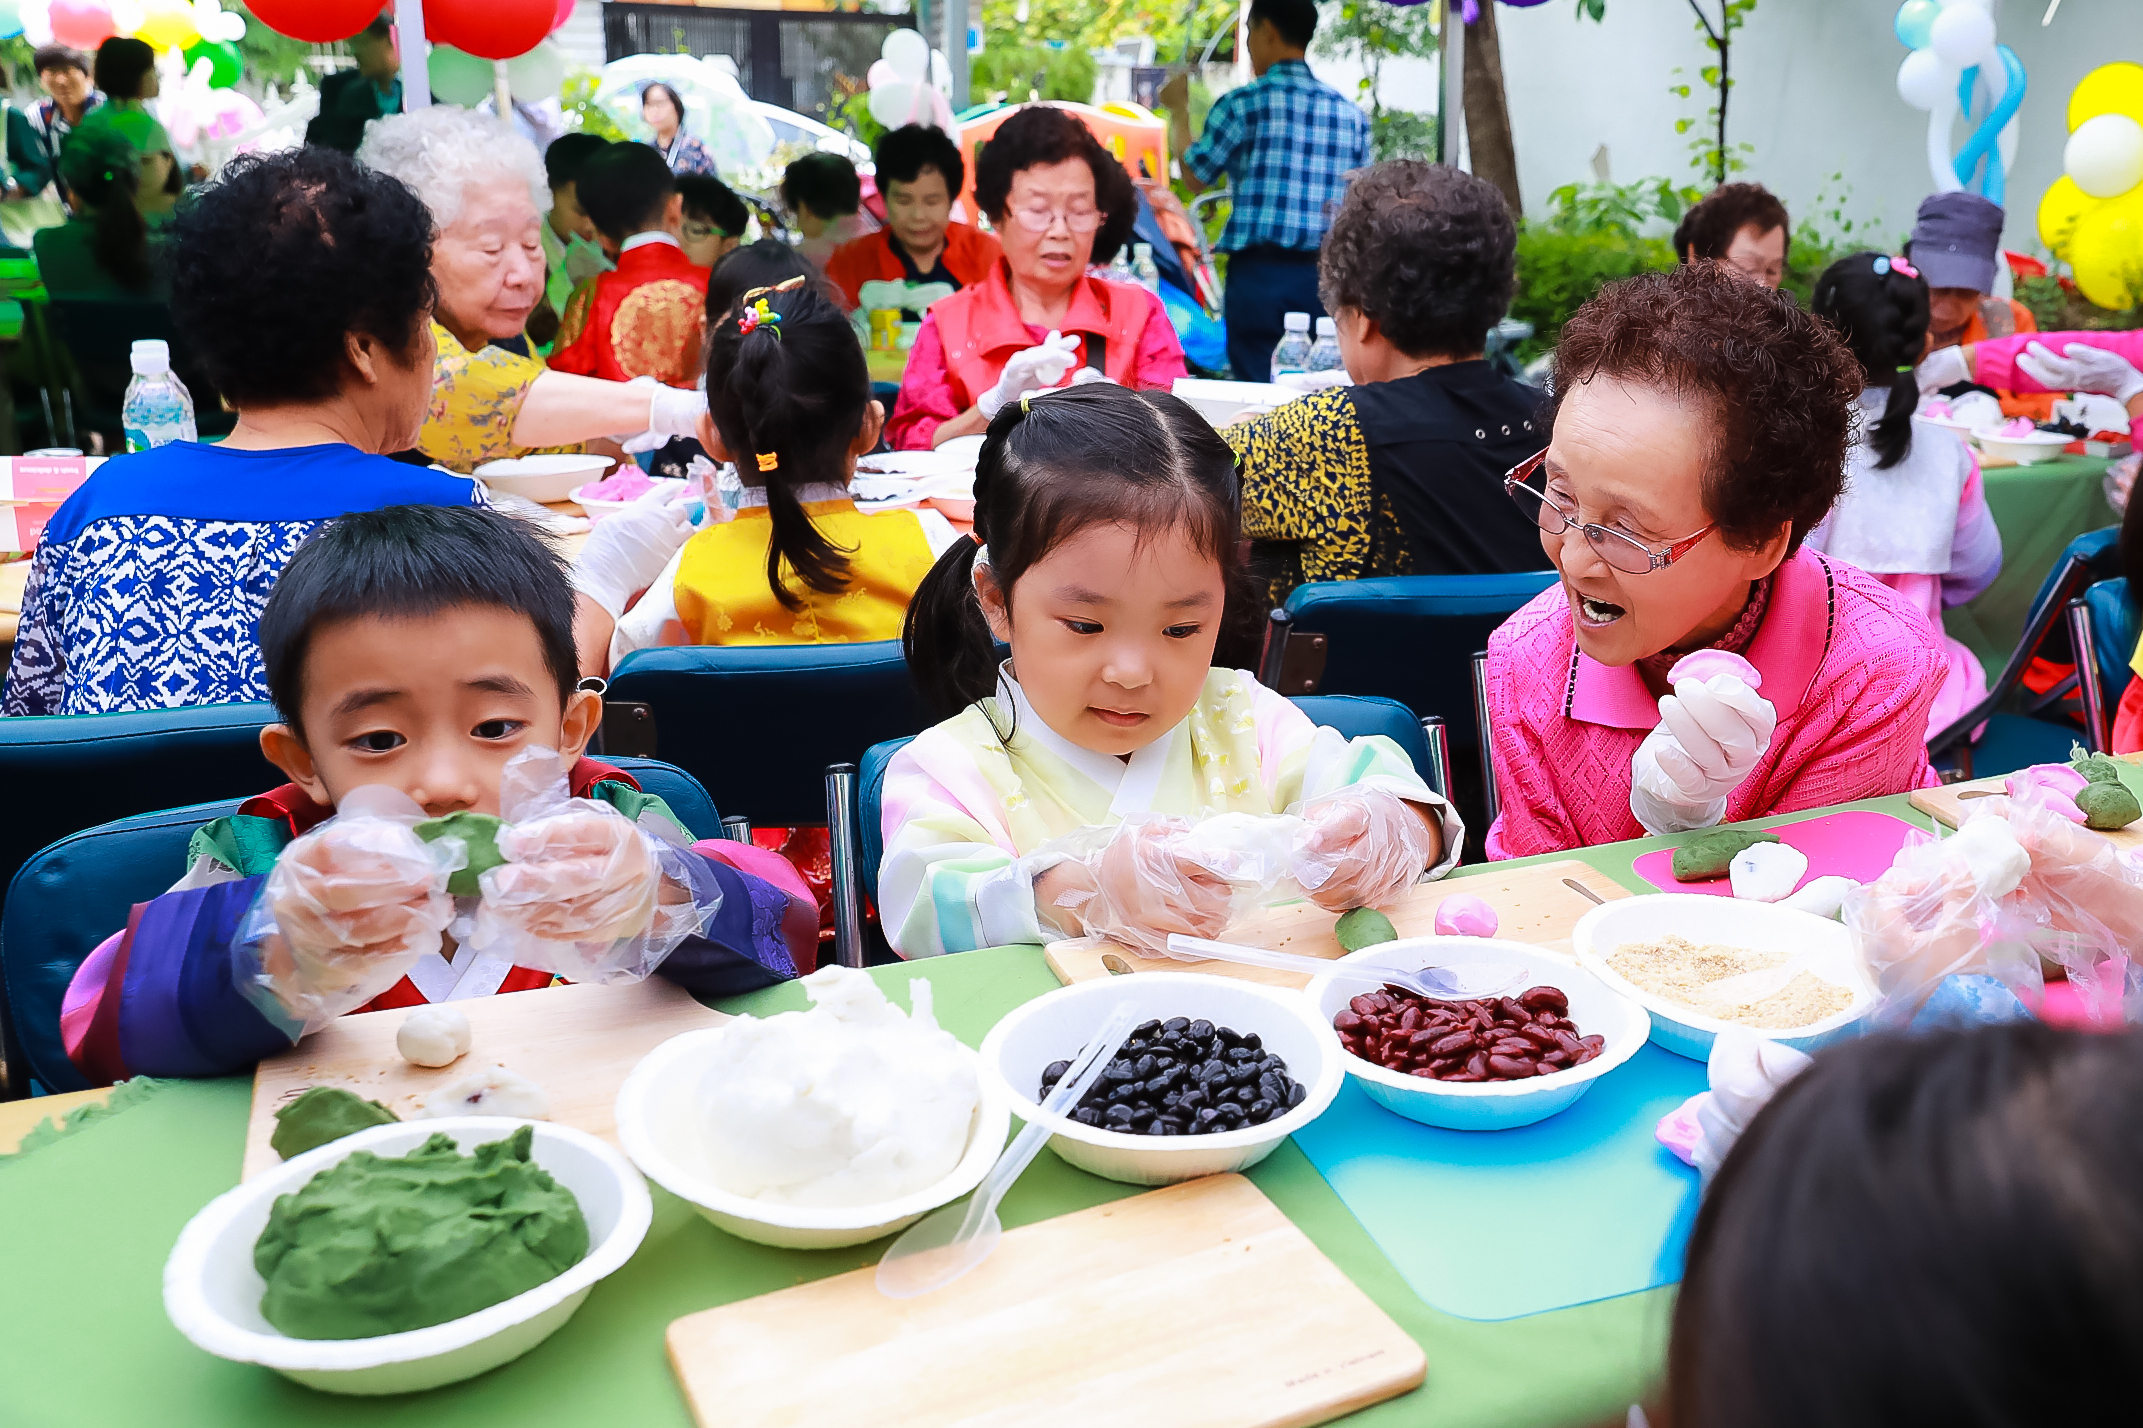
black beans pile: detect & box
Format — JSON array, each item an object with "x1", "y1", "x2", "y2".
[
  {"x1": 1039, "y1": 1016, "x2": 1307, "y2": 1137},
  {"x1": 1333, "y1": 986, "x2": 1605, "y2": 1081}
]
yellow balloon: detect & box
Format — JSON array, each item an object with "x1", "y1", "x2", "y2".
[
  {"x1": 2069, "y1": 62, "x2": 2143, "y2": 131},
  {"x1": 2067, "y1": 189, "x2": 2143, "y2": 311},
  {"x1": 135, "y1": 1, "x2": 200, "y2": 50},
  {"x1": 2039, "y1": 174, "x2": 2097, "y2": 254}
]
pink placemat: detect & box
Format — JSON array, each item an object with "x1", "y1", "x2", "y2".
[{"x1": 1633, "y1": 809, "x2": 1930, "y2": 897}]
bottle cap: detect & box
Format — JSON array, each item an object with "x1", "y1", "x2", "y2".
[
  {"x1": 1315, "y1": 317, "x2": 1336, "y2": 337},
  {"x1": 1283, "y1": 312, "x2": 1311, "y2": 331},
  {"x1": 1133, "y1": 242, "x2": 1151, "y2": 257},
  {"x1": 130, "y1": 338, "x2": 170, "y2": 374}
]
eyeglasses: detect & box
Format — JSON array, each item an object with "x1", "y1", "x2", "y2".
[
  {"x1": 682, "y1": 220, "x2": 726, "y2": 241},
  {"x1": 1008, "y1": 204, "x2": 1102, "y2": 234},
  {"x1": 1502, "y1": 449, "x2": 1714, "y2": 576}
]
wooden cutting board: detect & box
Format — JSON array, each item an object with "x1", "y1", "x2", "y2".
[
  {"x1": 241, "y1": 977, "x2": 726, "y2": 1180},
  {"x1": 666, "y1": 1173, "x2": 1425, "y2": 1428},
  {"x1": 1046, "y1": 857, "x2": 1628, "y2": 988},
  {"x1": 1911, "y1": 752, "x2": 2143, "y2": 853}
]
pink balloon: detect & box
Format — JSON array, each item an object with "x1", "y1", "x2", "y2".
[
  {"x1": 50, "y1": 0, "x2": 116, "y2": 50},
  {"x1": 551, "y1": 0, "x2": 575, "y2": 31}
]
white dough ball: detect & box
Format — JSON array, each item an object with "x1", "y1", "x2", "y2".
[{"x1": 396, "y1": 1004, "x2": 473, "y2": 1068}]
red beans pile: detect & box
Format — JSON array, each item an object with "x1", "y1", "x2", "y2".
[{"x1": 1333, "y1": 985, "x2": 1604, "y2": 1082}]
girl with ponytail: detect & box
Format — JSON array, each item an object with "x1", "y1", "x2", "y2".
[
  {"x1": 36, "y1": 127, "x2": 156, "y2": 296},
  {"x1": 880, "y1": 381, "x2": 1464, "y2": 960},
  {"x1": 1808, "y1": 251, "x2": 2002, "y2": 739}
]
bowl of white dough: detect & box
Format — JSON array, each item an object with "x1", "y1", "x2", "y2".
[
  {"x1": 475, "y1": 453, "x2": 614, "y2": 504},
  {"x1": 163, "y1": 1118, "x2": 650, "y2": 1396},
  {"x1": 1972, "y1": 424, "x2": 2072, "y2": 466},
  {"x1": 613, "y1": 967, "x2": 1011, "y2": 1250}
]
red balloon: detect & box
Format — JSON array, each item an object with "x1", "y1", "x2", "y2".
[
  {"x1": 552, "y1": 0, "x2": 577, "y2": 33},
  {"x1": 48, "y1": 1, "x2": 116, "y2": 50},
  {"x1": 426, "y1": 0, "x2": 554, "y2": 61},
  {"x1": 246, "y1": 0, "x2": 385, "y2": 44}
]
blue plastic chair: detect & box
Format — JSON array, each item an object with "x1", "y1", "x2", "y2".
[
  {"x1": 1, "y1": 757, "x2": 720, "y2": 1096},
  {"x1": 2070, "y1": 576, "x2": 2138, "y2": 751}
]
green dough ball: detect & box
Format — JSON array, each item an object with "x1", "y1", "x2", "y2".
[
  {"x1": 415, "y1": 810, "x2": 508, "y2": 897},
  {"x1": 270, "y1": 1086, "x2": 398, "y2": 1161},
  {"x1": 1671, "y1": 828, "x2": 1782, "y2": 882},
  {"x1": 2069, "y1": 743, "x2": 2127, "y2": 786},
  {"x1": 254, "y1": 1126, "x2": 587, "y2": 1340},
  {"x1": 2076, "y1": 780, "x2": 2143, "y2": 831},
  {"x1": 1335, "y1": 906, "x2": 1398, "y2": 952}
]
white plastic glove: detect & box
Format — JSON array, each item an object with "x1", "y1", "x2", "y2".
[
  {"x1": 1629, "y1": 674, "x2": 1778, "y2": 836},
  {"x1": 2015, "y1": 340, "x2": 2143, "y2": 406},
  {"x1": 614, "y1": 377, "x2": 711, "y2": 455},
  {"x1": 569, "y1": 479, "x2": 696, "y2": 619},
  {"x1": 1290, "y1": 789, "x2": 1437, "y2": 912},
  {"x1": 1914, "y1": 344, "x2": 1970, "y2": 393},
  {"x1": 976, "y1": 331, "x2": 1080, "y2": 418}
]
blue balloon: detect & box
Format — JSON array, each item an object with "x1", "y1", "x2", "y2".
[{"x1": 1894, "y1": 0, "x2": 1939, "y2": 50}]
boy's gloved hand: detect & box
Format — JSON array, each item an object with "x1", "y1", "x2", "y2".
[
  {"x1": 265, "y1": 811, "x2": 454, "y2": 993},
  {"x1": 2016, "y1": 340, "x2": 2143, "y2": 405},
  {"x1": 1291, "y1": 789, "x2": 1436, "y2": 912},
  {"x1": 481, "y1": 802, "x2": 661, "y2": 945},
  {"x1": 1630, "y1": 675, "x2": 1777, "y2": 836},
  {"x1": 977, "y1": 331, "x2": 1080, "y2": 418},
  {"x1": 569, "y1": 479, "x2": 697, "y2": 619}
]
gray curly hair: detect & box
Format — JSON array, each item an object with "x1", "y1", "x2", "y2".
[{"x1": 356, "y1": 105, "x2": 549, "y2": 231}]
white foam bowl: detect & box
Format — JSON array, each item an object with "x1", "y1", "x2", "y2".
[
  {"x1": 614, "y1": 1027, "x2": 1011, "y2": 1250},
  {"x1": 1170, "y1": 376, "x2": 1308, "y2": 429},
  {"x1": 1571, "y1": 894, "x2": 1874, "y2": 1061},
  {"x1": 1304, "y1": 938, "x2": 1650, "y2": 1132},
  {"x1": 979, "y1": 972, "x2": 1344, "y2": 1187},
  {"x1": 475, "y1": 453, "x2": 615, "y2": 503},
  {"x1": 163, "y1": 1119, "x2": 650, "y2": 1396},
  {"x1": 1972, "y1": 426, "x2": 2072, "y2": 466}
]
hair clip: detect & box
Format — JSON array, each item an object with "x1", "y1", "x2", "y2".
[
  {"x1": 1892, "y1": 256, "x2": 1919, "y2": 280},
  {"x1": 739, "y1": 276, "x2": 807, "y2": 305},
  {"x1": 755, "y1": 451, "x2": 779, "y2": 472},
  {"x1": 1873, "y1": 255, "x2": 1891, "y2": 276},
  {"x1": 736, "y1": 297, "x2": 782, "y2": 338}
]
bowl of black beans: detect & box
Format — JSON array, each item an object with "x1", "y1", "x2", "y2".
[{"x1": 979, "y1": 974, "x2": 1343, "y2": 1186}]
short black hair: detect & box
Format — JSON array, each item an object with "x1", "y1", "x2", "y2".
[
  {"x1": 543, "y1": 132, "x2": 610, "y2": 191},
  {"x1": 169, "y1": 146, "x2": 436, "y2": 408},
  {"x1": 576, "y1": 140, "x2": 677, "y2": 245},
  {"x1": 1249, "y1": 0, "x2": 1317, "y2": 49},
  {"x1": 677, "y1": 173, "x2": 748, "y2": 236},
  {"x1": 355, "y1": 13, "x2": 393, "y2": 42},
  {"x1": 705, "y1": 238, "x2": 836, "y2": 320},
  {"x1": 33, "y1": 44, "x2": 87, "y2": 76},
  {"x1": 93, "y1": 36, "x2": 155, "y2": 100},
  {"x1": 973, "y1": 105, "x2": 1138, "y2": 268},
  {"x1": 875, "y1": 123, "x2": 965, "y2": 196},
  {"x1": 1320, "y1": 161, "x2": 1514, "y2": 360},
  {"x1": 261, "y1": 504, "x2": 578, "y2": 730},
  {"x1": 640, "y1": 81, "x2": 686, "y2": 121},
  {"x1": 1673, "y1": 182, "x2": 1790, "y2": 263},
  {"x1": 780, "y1": 152, "x2": 861, "y2": 220}
]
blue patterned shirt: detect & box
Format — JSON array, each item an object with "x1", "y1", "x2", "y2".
[
  {"x1": 3, "y1": 443, "x2": 482, "y2": 717},
  {"x1": 1185, "y1": 60, "x2": 1371, "y2": 253}
]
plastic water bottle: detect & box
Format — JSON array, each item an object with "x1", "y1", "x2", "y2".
[
  {"x1": 1270, "y1": 312, "x2": 1313, "y2": 382},
  {"x1": 1102, "y1": 247, "x2": 1134, "y2": 284},
  {"x1": 1131, "y1": 242, "x2": 1161, "y2": 294},
  {"x1": 122, "y1": 339, "x2": 196, "y2": 452},
  {"x1": 1307, "y1": 316, "x2": 1344, "y2": 375}
]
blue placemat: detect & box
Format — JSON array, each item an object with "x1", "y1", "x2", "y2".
[{"x1": 1291, "y1": 1045, "x2": 1706, "y2": 1321}]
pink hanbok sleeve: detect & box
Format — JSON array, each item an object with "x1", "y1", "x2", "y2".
[{"x1": 1971, "y1": 329, "x2": 2143, "y2": 394}]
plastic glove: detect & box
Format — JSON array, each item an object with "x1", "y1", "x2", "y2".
[
  {"x1": 609, "y1": 375, "x2": 711, "y2": 454},
  {"x1": 1081, "y1": 815, "x2": 1243, "y2": 955},
  {"x1": 481, "y1": 803, "x2": 661, "y2": 946},
  {"x1": 1914, "y1": 344, "x2": 1970, "y2": 394},
  {"x1": 976, "y1": 331, "x2": 1080, "y2": 419},
  {"x1": 2016, "y1": 340, "x2": 2143, "y2": 405},
  {"x1": 1290, "y1": 788, "x2": 1437, "y2": 912},
  {"x1": 1629, "y1": 675, "x2": 1778, "y2": 836},
  {"x1": 569, "y1": 478, "x2": 697, "y2": 619}
]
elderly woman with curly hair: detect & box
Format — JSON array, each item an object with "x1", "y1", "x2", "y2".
[
  {"x1": 356, "y1": 107, "x2": 706, "y2": 471},
  {"x1": 1230, "y1": 161, "x2": 1551, "y2": 598},
  {"x1": 1484, "y1": 262, "x2": 1947, "y2": 859},
  {"x1": 885, "y1": 104, "x2": 1187, "y2": 450}
]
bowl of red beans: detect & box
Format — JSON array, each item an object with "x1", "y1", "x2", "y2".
[{"x1": 1304, "y1": 939, "x2": 1650, "y2": 1131}]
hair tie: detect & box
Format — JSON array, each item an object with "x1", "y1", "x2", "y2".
[
  {"x1": 755, "y1": 451, "x2": 779, "y2": 473},
  {"x1": 1896, "y1": 364, "x2": 1914, "y2": 374},
  {"x1": 736, "y1": 298, "x2": 782, "y2": 339},
  {"x1": 1019, "y1": 396, "x2": 1031, "y2": 415}
]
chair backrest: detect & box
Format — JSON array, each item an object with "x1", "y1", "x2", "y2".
[
  {"x1": 2083, "y1": 578, "x2": 2136, "y2": 707},
  {"x1": 1283, "y1": 572, "x2": 1556, "y2": 743},
  {"x1": 0, "y1": 755, "x2": 719, "y2": 1096},
  {"x1": 606, "y1": 641, "x2": 931, "y2": 828}
]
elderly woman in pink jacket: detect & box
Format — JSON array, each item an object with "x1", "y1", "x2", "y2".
[{"x1": 1483, "y1": 264, "x2": 1949, "y2": 860}]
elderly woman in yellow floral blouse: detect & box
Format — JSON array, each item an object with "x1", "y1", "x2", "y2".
[
  {"x1": 1228, "y1": 161, "x2": 1551, "y2": 601},
  {"x1": 357, "y1": 107, "x2": 705, "y2": 471}
]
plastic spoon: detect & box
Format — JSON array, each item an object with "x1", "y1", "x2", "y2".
[
  {"x1": 876, "y1": 1002, "x2": 1140, "y2": 1300},
  {"x1": 1164, "y1": 934, "x2": 1525, "y2": 1001},
  {"x1": 1700, "y1": 952, "x2": 1826, "y2": 1009}
]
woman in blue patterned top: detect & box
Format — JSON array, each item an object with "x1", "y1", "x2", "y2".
[{"x1": 3, "y1": 145, "x2": 484, "y2": 717}]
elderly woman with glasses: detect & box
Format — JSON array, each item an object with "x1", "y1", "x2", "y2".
[
  {"x1": 885, "y1": 105, "x2": 1187, "y2": 450},
  {"x1": 1483, "y1": 263, "x2": 1948, "y2": 860}
]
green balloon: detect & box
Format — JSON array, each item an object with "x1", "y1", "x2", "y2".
[{"x1": 183, "y1": 39, "x2": 243, "y2": 89}]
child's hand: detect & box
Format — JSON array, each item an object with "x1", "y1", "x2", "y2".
[
  {"x1": 481, "y1": 804, "x2": 660, "y2": 945},
  {"x1": 267, "y1": 817, "x2": 454, "y2": 973},
  {"x1": 1085, "y1": 816, "x2": 1239, "y2": 953},
  {"x1": 1292, "y1": 790, "x2": 1438, "y2": 912}
]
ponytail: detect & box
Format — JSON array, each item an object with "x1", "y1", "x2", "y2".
[
  {"x1": 1871, "y1": 362, "x2": 1918, "y2": 471},
  {"x1": 1811, "y1": 251, "x2": 1932, "y2": 472},
  {"x1": 903, "y1": 533, "x2": 998, "y2": 718}
]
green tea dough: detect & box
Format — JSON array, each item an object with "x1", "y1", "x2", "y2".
[
  {"x1": 2076, "y1": 780, "x2": 2142, "y2": 831},
  {"x1": 270, "y1": 1086, "x2": 398, "y2": 1161},
  {"x1": 1335, "y1": 906, "x2": 1398, "y2": 952},
  {"x1": 1671, "y1": 828, "x2": 1782, "y2": 882},
  {"x1": 415, "y1": 810, "x2": 508, "y2": 897},
  {"x1": 2069, "y1": 743, "x2": 2127, "y2": 786},
  {"x1": 254, "y1": 1125, "x2": 587, "y2": 1340}
]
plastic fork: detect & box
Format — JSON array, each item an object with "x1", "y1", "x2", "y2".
[{"x1": 1163, "y1": 934, "x2": 1525, "y2": 1001}]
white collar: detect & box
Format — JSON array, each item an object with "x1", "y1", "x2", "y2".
[
  {"x1": 736, "y1": 482, "x2": 850, "y2": 507},
  {"x1": 994, "y1": 662, "x2": 1176, "y2": 817},
  {"x1": 621, "y1": 231, "x2": 682, "y2": 253}
]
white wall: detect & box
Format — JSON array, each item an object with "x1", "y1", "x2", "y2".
[{"x1": 1489, "y1": 0, "x2": 2133, "y2": 255}]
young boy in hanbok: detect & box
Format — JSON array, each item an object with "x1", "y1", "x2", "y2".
[{"x1": 879, "y1": 383, "x2": 1464, "y2": 959}]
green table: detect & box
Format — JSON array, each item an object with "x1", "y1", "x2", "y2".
[
  {"x1": 1948, "y1": 453, "x2": 2116, "y2": 670},
  {"x1": 0, "y1": 798, "x2": 1938, "y2": 1428}
]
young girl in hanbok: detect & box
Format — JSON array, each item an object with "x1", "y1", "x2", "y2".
[{"x1": 878, "y1": 382, "x2": 1463, "y2": 960}]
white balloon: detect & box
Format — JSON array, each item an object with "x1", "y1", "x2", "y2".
[
  {"x1": 1929, "y1": 4, "x2": 1995, "y2": 69},
  {"x1": 866, "y1": 58, "x2": 896, "y2": 90},
  {"x1": 881, "y1": 28, "x2": 930, "y2": 83},
  {"x1": 19, "y1": 0, "x2": 51, "y2": 48},
  {"x1": 869, "y1": 81, "x2": 926, "y2": 129},
  {"x1": 505, "y1": 39, "x2": 568, "y2": 101},
  {"x1": 1898, "y1": 48, "x2": 1958, "y2": 112},
  {"x1": 2067, "y1": 112, "x2": 2143, "y2": 199}
]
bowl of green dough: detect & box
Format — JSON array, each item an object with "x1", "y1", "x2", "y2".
[{"x1": 162, "y1": 1118, "x2": 650, "y2": 1396}]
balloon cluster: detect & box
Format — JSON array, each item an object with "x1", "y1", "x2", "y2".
[
  {"x1": 867, "y1": 28, "x2": 954, "y2": 134},
  {"x1": 11, "y1": 0, "x2": 246, "y2": 87},
  {"x1": 2038, "y1": 64, "x2": 2143, "y2": 311},
  {"x1": 1892, "y1": 0, "x2": 2025, "y2": 206}
]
